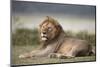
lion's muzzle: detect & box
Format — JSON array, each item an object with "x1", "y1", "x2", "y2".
[{"x1": 41, "y1": 33, "x2": 48, "y2": 41}]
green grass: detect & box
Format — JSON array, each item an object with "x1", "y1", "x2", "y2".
[
  {"x1": 12, "y1": 29, "x2": 95, "y2": 46},
  {"x1": 11, "y1": 45, "x2": 96, "y2": 65}
]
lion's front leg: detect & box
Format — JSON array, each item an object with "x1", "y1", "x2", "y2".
[
  {"x1": 19, "y1": 48, "x2": 52, "y2": 58},
  {"x1": 19, "y1": 53, "x2": 33, "y2": 58},
  {"x1": 19, "y1": 50, "x2": 41, "y2": 58}
]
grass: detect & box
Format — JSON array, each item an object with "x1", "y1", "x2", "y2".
[
  {"x1": 11, "y1": 29, "x2": 96, "y2": 65},
  {"x1": 12, "y1": 29, "x2": 95, "y2": 46},
  {"x1": 11, "y1": 45, "x2": 96, "y2": 65}
]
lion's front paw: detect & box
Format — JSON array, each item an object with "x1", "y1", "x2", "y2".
[
  {"x1": 19, "y1": 53, "x2": 32, "y2": 59},
  {"x1": 48, "y1": 53, "x2": 57, "y2": 58},
  {"x1": 48, "y1": 53, "x2": 73, "y2": 59},
  {"x1": 48, "y1": 53, "x2": 63, "y2": 58},
  {"x1": 19, "y1": 54, "x2": 26, "y2": 58}
]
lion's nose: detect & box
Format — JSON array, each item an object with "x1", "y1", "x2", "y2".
[{"x1": 43, "y1": 32, "x2": 46, "y2": 34}]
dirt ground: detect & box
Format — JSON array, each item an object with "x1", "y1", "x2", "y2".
[{"x1": 11, "y1": 45, "x2": 96, "y2": 66}]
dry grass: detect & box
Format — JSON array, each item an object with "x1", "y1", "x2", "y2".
[{"x1": 11, "y1": 45, "x2": 96, "y2": 66}]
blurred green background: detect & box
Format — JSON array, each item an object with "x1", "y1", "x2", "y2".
[{"x1": 12, "y1": 28, "x2": 95, "y2": 46}]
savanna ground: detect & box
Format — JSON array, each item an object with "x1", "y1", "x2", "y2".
[{"x1": 11, "y1": 29, "x2": 96, "y2": 65}]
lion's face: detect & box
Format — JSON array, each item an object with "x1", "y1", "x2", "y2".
[
  {"x1": 39, "y1": 16, "x2": 62, "y2": 42},
  {"x1": 40, "y1": 21, "x2": 58, "y2": 41}
]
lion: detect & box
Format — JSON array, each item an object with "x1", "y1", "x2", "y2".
[{"x1": 19, "y1": 16, "x2": 95, "y2": 59}]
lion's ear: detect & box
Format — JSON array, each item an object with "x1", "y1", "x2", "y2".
[
  {"x1": 46, "y1": 16, "x2": 54, "y2": 22},
  {"x1": 46, "y1": 16, "x2": 49, "y2": 20},
  {"x1": 53, "y1": 19, "x2": 62, "y2": 32},
  {"x1": 56, "y1": 23, "x2": 62, "y2": 31}
]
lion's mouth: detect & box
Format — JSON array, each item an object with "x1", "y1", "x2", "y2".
[
  {"x1": 41, "y1": 37, "x2": 48, "y2": 41},
  {"x1": 41, "y1": 33, "x2": 48, "y2": 41}
]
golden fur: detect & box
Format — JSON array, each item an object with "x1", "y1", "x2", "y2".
[{"x1": 19, "y1": 16, "x2": 94, "y2": 59}]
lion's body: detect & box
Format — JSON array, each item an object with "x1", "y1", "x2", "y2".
[
  {"x1": 19, "y1": 16, "x2": 94, "y2": 59},
  {"x1": 57, "y1": 38, "x2": 91, "y2": 56}
]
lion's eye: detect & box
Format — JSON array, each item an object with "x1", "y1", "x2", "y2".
[{"x1": 48, "y1": 27, "x2": 52, "y2": 31}]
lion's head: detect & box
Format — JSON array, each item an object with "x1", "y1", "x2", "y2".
[{"x1": 39, "y1": 16, "x2": 63, "y2": 42}]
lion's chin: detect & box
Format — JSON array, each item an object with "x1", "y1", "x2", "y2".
[{"x1": 41, "y1": 37, "x2": 48, "y2": 41}]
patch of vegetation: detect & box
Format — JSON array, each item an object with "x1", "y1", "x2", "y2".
[
  {"x1": 65, "y1": 31, "x2": 96, "y2": 46},
  {"x1": 12, "y1": 28, "x2": 40, "y2": 46},
  {"x1": 11, "y1": 29, "x2": 96, "y2": 65},
  {"x1": 12, "y1": 29, "x2": 96, "y2": 46}
]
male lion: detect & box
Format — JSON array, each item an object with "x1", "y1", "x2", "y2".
[{"x1": 19, "y1": 16, "x2": 95, "y2": 59}]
